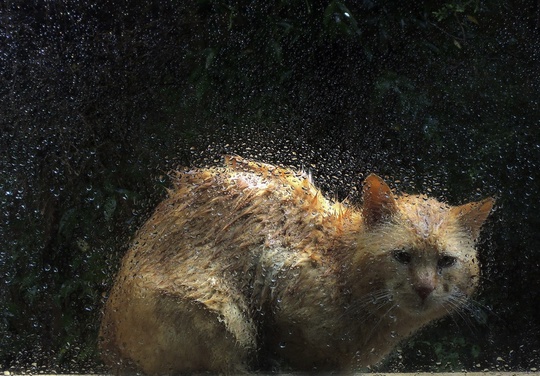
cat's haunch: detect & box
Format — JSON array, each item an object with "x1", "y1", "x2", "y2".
[{"x1": 99, "y1": 156, "x2": 494, "y2": 374}]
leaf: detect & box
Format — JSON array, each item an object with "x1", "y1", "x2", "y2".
[
  {"x1": 453, "y1": 39, "x2": 462, "y2": 49},
  {"x1": 58, "y1": 208, "x2": 77, "y2": 237},
  {"x1": 103, "y1": 196, "x2": 117, "y2": 221},
  {"x1": 467, "y1": 14, "x2": 479, "y2": 25},
  {"x1": 205, "y1": 48, "x2": 216, "y2": 69},
  {"x1": 323, "y1": 1, "x2": 361, "y2": 36},
  {"x1": 272, "y1": 41, "x2": 283, "y2": 61}
]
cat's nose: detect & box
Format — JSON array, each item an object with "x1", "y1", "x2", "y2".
[{"x1": 415, "y1": 285, "x2": 435, "y2": 300}]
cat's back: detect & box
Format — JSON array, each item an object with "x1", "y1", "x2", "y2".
[{"x1": 122, "y1": 156, "x2": 342, "y2": 276}]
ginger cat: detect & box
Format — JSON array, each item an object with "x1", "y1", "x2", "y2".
[{"x1": 99, "y1": 156, "x2": 494, "y2": 374}]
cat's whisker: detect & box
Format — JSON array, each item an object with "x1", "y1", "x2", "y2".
[
  {"x1": 460, "y1": 297, "x2": 503, "y2": 328},
  {"x1": 359, "y1": 299, "x2": 395, "y2": 325},
  {"x1": 443, "y1": 294, "x2": 482, "y2": 334},
  {"x1": 442, "y1": 305, "x2": 476, "y2": 334},
  {"x1": 349, "y1": 289, "x2": 392, "y2": 308},
  {"x1": 338, "y1": 292, "x2": 396, "y2": 341},
  {"x1": 344, "y1": 290, "x2": 394, "y2": 318},
  {"x1": 476, "y1": 274, "x2": 497, "y2": 286},
  {"x1": 341, "y1": 293, "x2": 395, "y2": 328},
  {"x1": 442, "y1": 303, "x2": 463, "y2": 329},
  {"x1": 363, "y1": 302, "x2": 398, "y2": 346}
]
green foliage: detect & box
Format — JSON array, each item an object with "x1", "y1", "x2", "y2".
[
  {"x1": 433, "y1": 0, "x2": 481, "y2": 22},
  {"x1": 323, "y1": 1, "x2": 361, "y2": 37}
]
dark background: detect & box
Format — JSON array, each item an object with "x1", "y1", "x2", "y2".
[{"x1": 1, "y1": 0, "x2": 539, "y2": 372}]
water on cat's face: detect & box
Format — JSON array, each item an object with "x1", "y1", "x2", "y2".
[{"x1": 385, "y1": 241, "x2": 480, "y2": 319}]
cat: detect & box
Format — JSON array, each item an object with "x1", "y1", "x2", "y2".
[{"x1": 99, "y1": 155, "x2": 494, "y2": 374}]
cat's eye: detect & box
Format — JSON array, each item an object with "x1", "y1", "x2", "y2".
[
  {"x1": 392, "y1": 250, "x2": 412, "y2": 265},
  {"x1": 438, "y1": 255, "x2": 457, "y2": 269}
]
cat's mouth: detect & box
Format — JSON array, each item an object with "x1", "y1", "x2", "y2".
[{"x1": 394, "y1": 291, "x2": 445, "y2": 316}]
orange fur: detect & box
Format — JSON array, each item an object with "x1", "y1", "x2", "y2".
[{"x1": 99, "y1": 156, "x2": 494, "y2": 373}]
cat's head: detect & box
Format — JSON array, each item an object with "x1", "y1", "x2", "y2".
[{"x1": 353, "y1": 174, "x2": 494, "y2": 320}]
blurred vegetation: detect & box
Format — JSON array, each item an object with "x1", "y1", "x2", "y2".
[{"x1": 1, "y1": 0, "x2": 539, "y2": 372}]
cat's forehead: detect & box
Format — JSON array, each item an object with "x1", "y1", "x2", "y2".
[
  {"x1": 396, "y1": 195, "x2": 452, "y2": 240},
  {"x1": 359, "y1": 193, "x2": 477, "y2": 257}
]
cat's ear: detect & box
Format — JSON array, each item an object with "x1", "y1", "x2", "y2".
[
  {"x1": 451, "y1": 197, "x2": 495, "y2": 240},
  {"x1": 362, "y1": 174, "x2": 398, "y2": 228}
]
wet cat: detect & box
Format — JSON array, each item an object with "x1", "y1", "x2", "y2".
[{"x1": 99, "y1": 155, "x2": 494, "y2": 374}]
